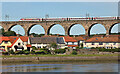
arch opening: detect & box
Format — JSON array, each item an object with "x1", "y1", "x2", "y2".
[
  {"x1": 8, "y1": 24, "x2": 25, "y2": 36},
  {"x1": 109, "y1": 23, "x2": 120, "y2": 35},
  {"x1": 28, "y1": 24, "x2": 45, "y2": 36},
  {"x1": 68, "y1": 24, "x2": 85, "y2": 36},
  {"x1": 88, "y1": 23, "x2": 106, "y2": 36},
  {"x1": 47, "y1": 24, "x2": 65, "y2": 35}
]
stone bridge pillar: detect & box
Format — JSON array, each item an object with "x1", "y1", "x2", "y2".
[{"x1": 62, "y1": 24, "x2": 69, "y2": 36}]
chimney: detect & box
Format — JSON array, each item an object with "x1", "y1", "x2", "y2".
[
  {"x1": 73, "y1": 35, "x2": 75, "y2": 38},
  {"x1": 17, "y1": 34, "x2": 20, "y2": 37}
]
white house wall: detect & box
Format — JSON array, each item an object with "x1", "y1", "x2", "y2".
[
  {"x1": 84, "y1": 42, "x2": 120, "y2": 48},
  {"x1": 11, "y1": 38, "x2": 27, "y2": 52}
]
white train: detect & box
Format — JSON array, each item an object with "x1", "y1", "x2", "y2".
[{"x1": 19, "y1": 16, "x2": 120, "y2": 21}]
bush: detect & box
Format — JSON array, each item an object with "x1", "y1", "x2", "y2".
[
  {"x1": 76, "y1": 46, "x2": 80, "y2": 49},
  {"x1": 98, "y1": 48, "x2": 119, "y2": 52},
  {"x1": 40, "y1": 48, "x2": 51, "y2": 54},
  {"x1": 32, "y1": 46, "x2": 38, "y2": 50},
  {"x1": 23, "y1": 50, "x2": 30, "y2": 55},
  {"x1": 35, "y1": 50, "x2": 48, "y2": 55},
  {"x1": 9, "y1": 50, "x2": 15, "y2": 54},
  {"x1": 2, "y1": 52, "x2": 9, "y2": 55},
  {"x1": 31, "y1": 50, "x2": 35, "y2": 54},
  {"x1": 15, "y1": 51, "x2": 24, "y2": 55},
  {"x1": 72, "y1": 50, "x2": 77, "y2": 55},
  {"x1": 54, "y1": 49, "x2": 66, "y2": 54}
]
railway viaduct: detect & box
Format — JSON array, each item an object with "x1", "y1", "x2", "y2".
[{"x1": 0, "y1": 20, "x2": 120, "y2": 36}]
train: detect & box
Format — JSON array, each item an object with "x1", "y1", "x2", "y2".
[{"x1": 19, "y1": 17, "x2": 120, "y2": 21}]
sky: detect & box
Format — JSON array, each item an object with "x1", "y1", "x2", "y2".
[{"x1": 0, "y1": 2, "x2": 119, "y2": 35}]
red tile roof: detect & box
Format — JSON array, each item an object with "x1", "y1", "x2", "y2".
[
  {"x1": 0, "y1": 37, "x2": 10, "y2": 43},
  {"x1": 63, "y1": 36, "x2": 77, "y2": 42},
  {"x1": 8, "y1": 36, "x2": 29, "y2": 47},
  {"x1": 86, "y1": 36, "x2": 120, "y2": 43},
  {"x1": 20, "y1": 36, "x2": 28, "y2": 42},
  {"x1": 73, "y1": 36, "x2": 85, "y2": 41}
]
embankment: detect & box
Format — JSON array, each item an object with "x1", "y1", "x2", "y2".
[{"x1": 2, "y1": 55, "x2": 119, "y2": 63}]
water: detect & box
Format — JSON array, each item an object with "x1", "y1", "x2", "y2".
[{"x1": 2, "y1": 61, "x2": 118, "y2": 72}]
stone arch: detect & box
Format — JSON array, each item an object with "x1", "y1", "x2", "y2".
[
  {"x1": 47, "y1": 24, "x2": 65, "y2": 35},
  {"x1": 8, "y1": 24, "x2": 25, "y2": 36},
  {"x1": 27, "y1": 24, "x2": 45, "y2": 36},
  {"x1": 68, "y1": 24, "x2": 85, "y2": 36},
  {"x1": 8, "y1": 24, "x2": 17, "y2": 31},
  {"x1": 109, "y1": 23, "x2": 119, "y2": 34},
  {"x1": 88, "y1": 23, "x2": 106, "y2": 36}
]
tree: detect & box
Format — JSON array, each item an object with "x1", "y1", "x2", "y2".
[
  {"x1": 0, "y1": 28, "x2": 4, "y2": 35},
  {"x1": 72, "y1": 50, "x2": 77, "y2": 55},
  {"x1": 3, "y1": 31, "x2": 16, "y2": 36}
]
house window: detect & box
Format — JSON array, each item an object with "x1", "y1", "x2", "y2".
[
  {"x1": 92, "y1": 42, "x2": 94, "y2": 45},
  {"x1": 67, "y1": 42, "x2": 68, "y2": 45},
  {"x1": 5, "y1": 41, "x2": 8, "y2": 44},
  {"x1": 72, "y1": 42, "x2": 74, "y2": 45},
  {"x1": 113, "y1": 43, "x2": 116, "y2": 45},
  {"x1": 99, "y1": 42, "x2": 103, "y2": 45},
  {"x1": 18, "y1": 43, "x2": 20, "y2": 45}
]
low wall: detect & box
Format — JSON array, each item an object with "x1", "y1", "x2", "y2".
[{"x1": 2, "y1": 56, "x2": 118, "y2": 63}]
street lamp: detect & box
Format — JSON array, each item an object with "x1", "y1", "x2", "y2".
[{"x1": 86, "y1": 13, "x2": 90, "y2": 24}]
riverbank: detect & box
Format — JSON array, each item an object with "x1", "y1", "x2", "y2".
[{"x1": 1, "y1": 54, "x2": 119, "y2": 63}]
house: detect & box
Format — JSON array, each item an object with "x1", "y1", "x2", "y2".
[
  {"x1": 73, "y1": 35, "x2": 89, "y2": 47},
  {"x1": 0, "y1": 37, "x2": 12, "y2": 52},
  {"x1": 63, "y1": 36, "x2": 78, "y2": 49},
  {"x1": 8, "y1": 36, "x2": 31, "y2": 52},
  {"x1": 29, "y1": 37, "x2": 65, "y2": 50},
  {"x1": 84, "y1": 35, "x2": 120, "y2": 49}
]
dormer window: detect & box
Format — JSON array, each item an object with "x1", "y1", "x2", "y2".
[
  {"x1": 18, "y1": 43, "x2": 20, "y2": 45},
  {"x1": 5, "y1": 41, "x2": 8, "y2": 44}
]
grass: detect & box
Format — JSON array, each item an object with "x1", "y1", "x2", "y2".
[{"x1": 1, "y1": 54, "x2": 118, "y2": 58}]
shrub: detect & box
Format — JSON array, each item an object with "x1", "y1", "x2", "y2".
[
  {"x1": 23, "y1": 50, "x2": 30, "y2": 55},
  {"x1": 2, "y1": 52, "x2": 9, "y2": 55},
  {"x1": 31, "y1": 50, "x2": 35, "y2": 54},
  {"x1": 72, "y1": 50, "x2": 77, "y2": 55},
  {"x1": 35, "y1": 50, "x2": 48, "y2": 55},
  {"x1": 76, "y1": 46, "x2": 80, "y2": 49},
  {"x1": 9, "y1": 50, "x2": 15, "y2": 54},
  {"x1": 15, "y1": 51, "x2": 24, "y2": 55},
  {"x1": 32, "y1": 46, "x2": 38, "y2": 50},
  {"x1": 98, "y1": 48, "x2": 119, "y2": 52},
  {"x1": 54, "y1": 49, "x2": 66, "y2": 54},
  {"x1": 40, "y1": 48, "x2": 51, "y2": 54}
]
